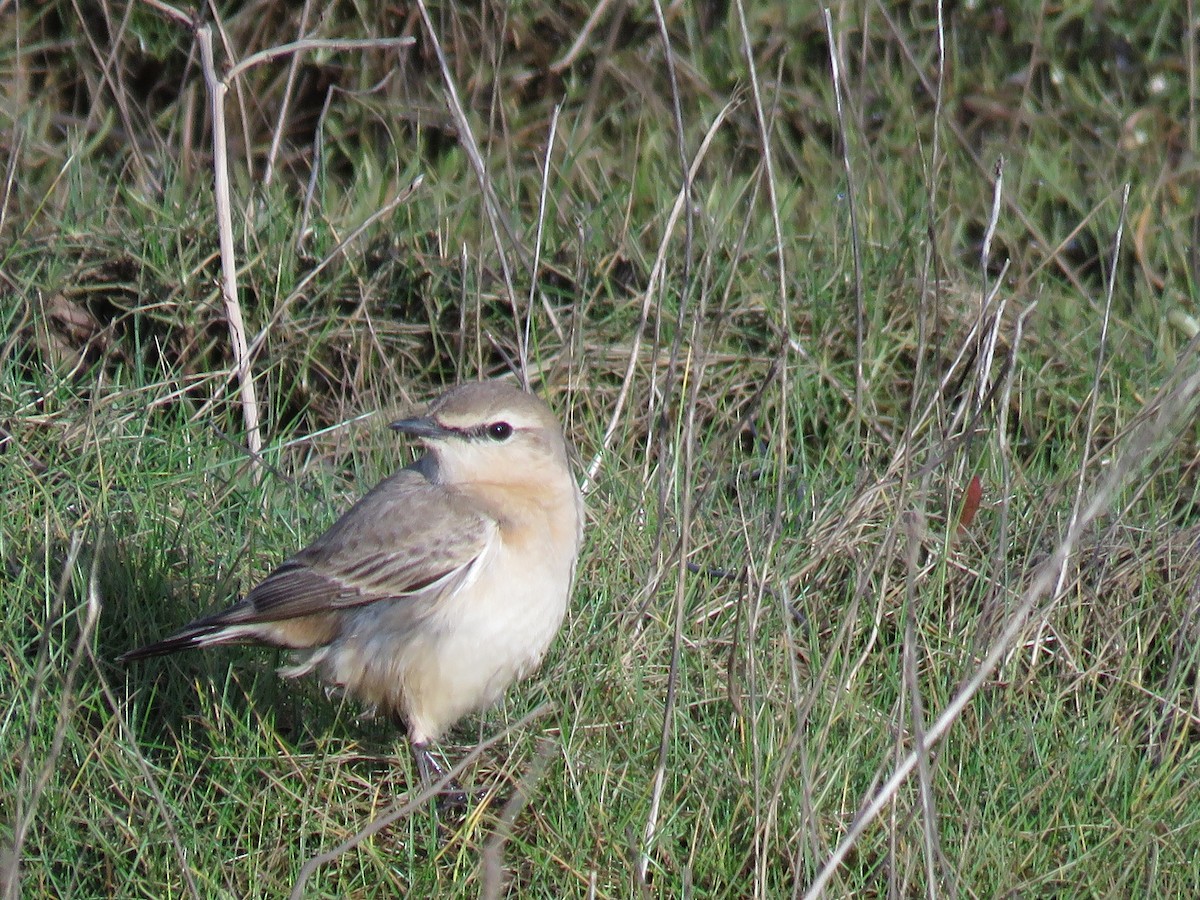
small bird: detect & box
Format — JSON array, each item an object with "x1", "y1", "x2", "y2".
[{"x1": 120, "y1": 380, "x2": 585, "y2": 786}]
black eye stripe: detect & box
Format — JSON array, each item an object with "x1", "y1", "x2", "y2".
[{"x1": 484, "y1": 421, "x2": 513, "y2": 441}]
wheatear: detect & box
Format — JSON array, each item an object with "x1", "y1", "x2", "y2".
[{"x1": 121, "y1": 380, "x2": 584, "y2": 784}]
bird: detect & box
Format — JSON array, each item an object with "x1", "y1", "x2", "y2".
[{"x1": 120, "y1": 380, "x2": 585, "y2": 788}]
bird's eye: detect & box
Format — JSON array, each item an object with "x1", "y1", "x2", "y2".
[{"x1": 486, "y1": 421, "x2": 513, "y2": 441}]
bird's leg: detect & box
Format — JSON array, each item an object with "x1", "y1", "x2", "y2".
[
  {"x1": 410, "y1": 741, "x2": 441, "y2": 786},
  {"x1": 410, "y1": 740, "x2": 472, "y2": 811}
]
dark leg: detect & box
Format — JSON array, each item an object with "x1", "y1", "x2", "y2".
[
  {"x1": 410, "y1": 741, "x2": 442, "y2": 786},
  {"x1": 410, "y1": 740, "x2": 471, "y2": 811}
]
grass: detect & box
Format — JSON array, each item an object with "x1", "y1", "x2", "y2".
[{"x1": 3, "y1": 0, "x2": 1200, "y2": 896}]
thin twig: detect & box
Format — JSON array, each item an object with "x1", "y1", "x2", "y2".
[
  {"x1": 197, "y1": 24, "x2": 263, "y2": 472},
  {"x1": 152, "y1": 10, "x2": 413, "y2": 477},
  {"x1": 296, "y1": 84, "x2": 335, "y2": 253},
  {"x1": 909, "y1": 0, "x2": 947, "y2": 433},
  {"x1": 413, "y1": 0, "x2": 528, "y2": 378},
  {"x1": 651, "y1": 0, "x2": 693, "y2": 290},
  {"x1": 548, "y1": 0, "x2": 616, "y2": 73},
  {"x1": 138, "y1": 0, "x2": 191, "y2": 27},
  {"x1": 734, "y1": 0, "x2": 789, "y2": 326},
  {"x1": 226, "y1": 37, "x2": 414, "y2": 84},
  {"x1": 526, "y1": 104, "x2": 565, "y2": 367},
  {"x1": 980, "y1": 156, "x2": 1004, "y2": 271},
  {"x1": 262, "y1": 0, "x2": 315, "y2": 190}
]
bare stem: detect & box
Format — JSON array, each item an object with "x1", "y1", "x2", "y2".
[{"x1": 197, "y1": 24, "x2": 263, "y2": 470}]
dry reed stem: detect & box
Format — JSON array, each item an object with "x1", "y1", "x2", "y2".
[
  {"x1": 196, "y1": 24, "x2": 263, "y2": 474},
  {"x1": 146, "y1": 1, "x2": 413, "y2": 479}
]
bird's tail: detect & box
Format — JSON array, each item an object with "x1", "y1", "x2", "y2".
[{"x1": 117, "y1": 624, "x2": 237, "y2": 663}]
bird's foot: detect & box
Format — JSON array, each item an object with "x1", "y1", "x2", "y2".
[{"x1": 411, "y1": 741, "x2": 486, "y2": 811}]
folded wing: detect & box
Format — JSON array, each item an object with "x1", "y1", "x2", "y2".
[{"x1": 119, "y1": 467, "x2": 496, "y2": 660}]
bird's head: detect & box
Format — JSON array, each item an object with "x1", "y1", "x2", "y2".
[{"x1": 390, "y1": 381, "x2": 574, "y2": 490}]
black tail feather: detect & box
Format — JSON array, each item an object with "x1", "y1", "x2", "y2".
[{"x1": 117, "y1": 626, "x2": 222, "y2": 663}]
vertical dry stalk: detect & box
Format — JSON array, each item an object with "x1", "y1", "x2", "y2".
[
  {"x1": 822, "y1": 8, "x2": 866, "y2": 425},
  {"x1": 528, "y1": 104, "x2": 565, "y2": 351},
  {"x1": 262, "y1": 0, "x2": 315, "y2": 190},
  {"x1": 146, "y1": 1, "x2": 412, "y2": 474},
  {"x1": 196, "y1": 24, "x2": 262, "y2": 472},
  {"x1": 412, "y1": 0, "x2": 528, "y2": 385},
  {"x1": 732, "y1": 0, "x2": 788, "y2": 323}
]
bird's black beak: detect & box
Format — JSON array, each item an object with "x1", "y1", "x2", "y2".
[{"x1": 389, "y1": 415, "x2": 457, "y2": 440}]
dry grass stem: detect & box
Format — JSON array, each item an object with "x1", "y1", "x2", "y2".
[
  {"x1": 584, "y1": 99, "x2": 738, "y2": 491},
  {"x1": 478, "y1": 738, "x2": 557, "y2": 900},
  {"x1": 197, "y1": 23, "x2": 262, "y2": 472},
  {"x1": 822, "y1": 8, "x2": 866, "y2": 422}
]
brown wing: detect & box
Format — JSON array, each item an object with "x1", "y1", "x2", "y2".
[
  {"x1": 220, "y1": 467, "x2": 496, "y2": 625},
  {"x1": 118, "y1": 465, "x2": 496, "y2": 662}
]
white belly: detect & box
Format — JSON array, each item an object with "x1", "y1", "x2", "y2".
[{"x1": 317, "y1": 531, "x2": 572, "y2": 744}]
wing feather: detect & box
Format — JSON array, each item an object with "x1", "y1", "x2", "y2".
[{"x1": 205, "y1": 466, "x2": 495, "y2": 627}]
